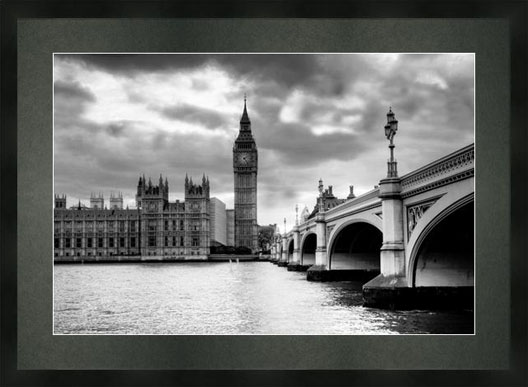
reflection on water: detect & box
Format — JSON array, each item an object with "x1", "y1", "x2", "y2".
[{"x1": 54, "y1": 262, "x2": 473, "y2": 335}]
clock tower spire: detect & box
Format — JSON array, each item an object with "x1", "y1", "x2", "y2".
[{"x1": 233, "y1": 96, "x2": 258, "y2": 252}]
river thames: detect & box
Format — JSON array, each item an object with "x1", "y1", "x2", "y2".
[{"x1": 54, "y1": 262, "x2": 473, "y2": 335}]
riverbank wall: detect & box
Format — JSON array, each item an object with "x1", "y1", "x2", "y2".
[{"x1": 54, "y1": 254, "x2": 264, "y2": 263}]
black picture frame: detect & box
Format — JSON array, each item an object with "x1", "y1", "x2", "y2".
[{"x1": 1, "y1": 1, "x2": 526, "y2": 386}]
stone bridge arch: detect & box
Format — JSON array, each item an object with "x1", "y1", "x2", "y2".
[
  {"x1": 327, "y1": 218, "x2": 383, "y2": 271},
  {"x1": 287, "y1": 238, "x2": 294, "y2": 262},
  {"x1": 407, "y1": 193, "x2": 474, "y2": 287},
  {"x1": 300, "y1": 231, "x2": 317, "y2": 266}
]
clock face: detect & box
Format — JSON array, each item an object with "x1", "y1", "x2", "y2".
[{"x1": 237, "y1": 152, "x2": 250, "y2": 165}]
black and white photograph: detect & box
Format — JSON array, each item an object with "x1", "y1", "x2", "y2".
[{"x1": 53, "y1": 53, "x2": 475, "y2": 335}]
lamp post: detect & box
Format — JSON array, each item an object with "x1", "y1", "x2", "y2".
[
  {"x1": 289, "y1": 204, "x2": 301, "y2": 270},
  {"x1": 280, "y1": 217, "x2": 288, "y2": 265},
  {"x1": 295, "y1": 204, "x2": 299, "y2": 226},
  {"x1": 368, "y1": 106, "x2": 406, "y2": 288},
  {"x1": 384, "y1": 107, "x2": 399, "y2": 178},
  {"x1": 318, "y1": 178, "x2": 324, "y2": 212}
]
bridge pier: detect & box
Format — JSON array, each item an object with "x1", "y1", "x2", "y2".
[
  {"x1": 287, "y1": 226, "x2": 302, "y2": 271},
  {"x1": 363, "y1": 286, "x2": 474, "y2": 310},
  {"x1": 277, "y1": 233, "x2": 289, "y2": 267},
  {"x1": 307, "y1": 213, "x2": 331, "y2": 281},
  {"x1": 270, "y1": 239, "x2": 280, "y2": 263},
  {"x1": 363, "y1": 176, "x2": 410, "y2": 306}
]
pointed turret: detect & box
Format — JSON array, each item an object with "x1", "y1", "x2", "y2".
[{"x1": 240, "y1": 93, "x2": 250, "y2": 124}]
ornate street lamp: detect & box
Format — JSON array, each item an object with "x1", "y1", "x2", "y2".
[
  {"x1": 295, "y1": 204, "x2": 299, "y2": 226},
  {"x1": 318, "y1": 178, "x2": 324, "y2": 212},
  {"x1": 384, "y1": 107, "x2": 399, "y2": 178},
  {"x1": 283, "y1": 217, "x2": 287, "y2": 235}
]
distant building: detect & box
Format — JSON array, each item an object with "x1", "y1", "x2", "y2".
[
  {"x1": 54, "y1": 98, "x2": 259, "y2": 261},
  {"x1": 307, "y1": 182, "x2": 348, "y2": 219},
  {"x1": 54, "y1": 174, "x2": 211, "y2": 261},
  {"x1": 209, "y1": 197, "x2": 227, "y2": 246}
]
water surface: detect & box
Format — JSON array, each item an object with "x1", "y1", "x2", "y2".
[{"x1": 54, "y1": 262, "x2": 473, "y2": 335}]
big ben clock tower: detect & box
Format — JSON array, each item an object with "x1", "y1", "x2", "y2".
[{"x1": 233, "y1": 96, "x2": 258, "y2": 252}]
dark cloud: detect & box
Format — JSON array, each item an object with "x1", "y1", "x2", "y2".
[
  {"x1": 54, "y1": 79, "x2": 96, "y2": 102},
  {"x1": 54, "y1": 53, "x2": 474, "y2": 227},
  {"x1": 57, "y1": 54, "x2": 210, "y2": 75},
  {"x1": 56, "y1": 54, "x2": 370, "y2": 98},
  {"x1": 256, "y1": 121, "x2": 370, "y2": 166},
  {"x1": 106, "y1": 122, "x2": 127, "y2": 137},
  {"x1": 54, "y1": 80, "x2": 97, "y2": 129},
  {"x1": 154, "y1": 103, "x2": 228, "y2": 129},
  {"x1": 248, "y1": 98, "x2": 374, "y2": 167}
]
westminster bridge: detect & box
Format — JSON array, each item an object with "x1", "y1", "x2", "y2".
[{"x1": 270, "y1": 143, "x2": 474, "y2": 309}]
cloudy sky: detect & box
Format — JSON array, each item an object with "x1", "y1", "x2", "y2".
[{"x1": 54, "y1": 53, "x2": 474, "y2": 232}]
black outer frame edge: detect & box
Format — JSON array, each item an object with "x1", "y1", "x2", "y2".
[
  {"x1": 508, "y1": 0, "x2": 528, "y2": 385},
  {"x1": 1, "y1": 1, "x2": 526, "y2": 386}
]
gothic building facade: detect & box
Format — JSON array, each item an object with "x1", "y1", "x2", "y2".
[
  {"x1": 54, "y1": 174, "x2": 211, "y2": 261},
  {"x1": 54, "y1": 98, "x2": 260, "y2": 261}
]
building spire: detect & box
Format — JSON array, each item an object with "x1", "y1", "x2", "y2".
[{"x1": 240, "y1": 94, "x2": 250, "y2": 124}]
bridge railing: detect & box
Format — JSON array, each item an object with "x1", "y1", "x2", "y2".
[
  {"x1": 293, "y1": 188, "x2": 381, "y2": 233},
  {"x1": 331, "y1": 188, "x2": 380, "y2": 212},
  {"x1": 400, "y1": 143, "x2": 474, "y2": 194}
]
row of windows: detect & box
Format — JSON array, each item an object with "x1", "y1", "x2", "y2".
[
  {"x1": 55, "y1": 237, "x2": 137, "y2": 249},
  {"x1": 148, "y1": 220, "x2": 202, "y2": 231},
  {"x1": 55, "y1": 221, "x2": 138, "y2": 232},
  {"x1": 146, "y1": 236, "x2": 200, "y2": 247},
  {"x1": 55, "y1": 220, "x2": 205, "y2": 232},
  {"x1": 55, "y1": 250, "x2": 204, "y2": 258}
]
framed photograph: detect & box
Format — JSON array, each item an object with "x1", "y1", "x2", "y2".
[
  {"x1": 2, "y1": 1, "x2": 526, "y2": 386},
  {"x1": 52, "y1": 51, "x2": 475, "y2": 336}
]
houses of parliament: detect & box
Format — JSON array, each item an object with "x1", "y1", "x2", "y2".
[{"x1": 54, "y1": 99, "x2": 259, "y2": 261}]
